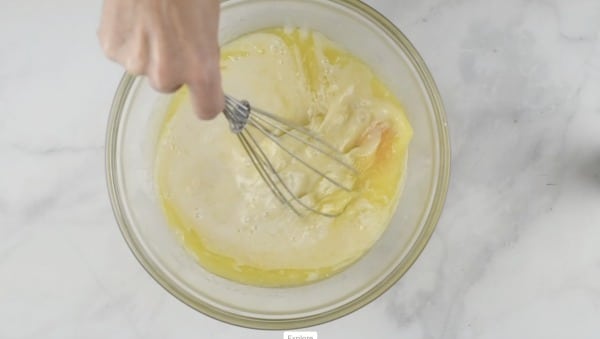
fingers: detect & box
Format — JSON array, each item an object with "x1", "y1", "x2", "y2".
[
  {"x1": 188, "y1": 58, "x2": 225, "y2": 120},
  {"x1": 98, "y1": 0, "x2": 136, "y2": 65},
  {"x1": 125, "y1": 27, "x2": 150, "y2": 75},
  {"x1": 101, "y1": 26, "x2": 222, "y2": 114},
  {"x1": 100, "y1": 26, "x2": 184, "y2": 93},
  {"x1": 98, "y1": 0, "x2": 224, "y2": 119},
  {"x1": 147, "y1": 39, "x2": 183, "y2": 93}
]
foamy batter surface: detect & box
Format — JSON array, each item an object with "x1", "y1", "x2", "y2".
[{"x1": 155, "y1": 28, "x2": 413, "y2": 286}]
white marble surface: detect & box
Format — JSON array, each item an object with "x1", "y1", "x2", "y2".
[{"x1": 2, "y1": 0, "x2": 600, "y2": 338}]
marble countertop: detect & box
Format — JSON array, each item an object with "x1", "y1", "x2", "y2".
[{"x1": 2, "y1": 0, "x2": 600, "y2": 338}]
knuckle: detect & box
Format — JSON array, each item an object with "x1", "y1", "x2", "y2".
[
  {"x1": 125, "y1": 55, "x2": 147, "y2": 75},
  {"x1": 125, "y1": 40, "x2": 150, "y2": 75},
  {"x1": 151, "y1": 80, "x2": 182, "y2": 93},
  {"x1": 97, "y1": 27, "x2": 126, "y2": 62},
  {"x1": 149, "y1": 64, "x2": 180, "y2": 92}
]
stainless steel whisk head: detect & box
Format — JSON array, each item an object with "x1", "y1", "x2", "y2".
[{"x1": 223, "y1": 95, "x2": 357, "y2": 217}]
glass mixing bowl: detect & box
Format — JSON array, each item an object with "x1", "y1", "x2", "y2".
[{"x1": 105, "y1": 0, "x2": 450, "y2": 330}]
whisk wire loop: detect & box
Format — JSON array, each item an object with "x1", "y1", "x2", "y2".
[
  {"x1": 249, "y1": 109, "x2": 358, "y2": 173},
  {"x1": 223, "y1": 94, "x2": 356, "y2": 217}
]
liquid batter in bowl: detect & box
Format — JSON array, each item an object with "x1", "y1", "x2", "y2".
[{"x1": 155, "y1": 27, "x2": 413, "y2": 287}]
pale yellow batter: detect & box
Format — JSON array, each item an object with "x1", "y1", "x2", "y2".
[{"x1": 155, "y1": 28, "x2": 413, "y2": 287}]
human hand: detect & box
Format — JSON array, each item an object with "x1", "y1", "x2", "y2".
[{"x1": 98, "y1": 0, "x2": 224, "y2": 119}]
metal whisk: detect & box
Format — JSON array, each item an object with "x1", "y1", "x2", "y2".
[{"x1": 223, "y1": 95, "x2": 357, "y2": 217}]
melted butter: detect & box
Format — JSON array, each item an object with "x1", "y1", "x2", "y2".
[{"x1": 155, "y1": 28, "x2": 413, "y2": 287}]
